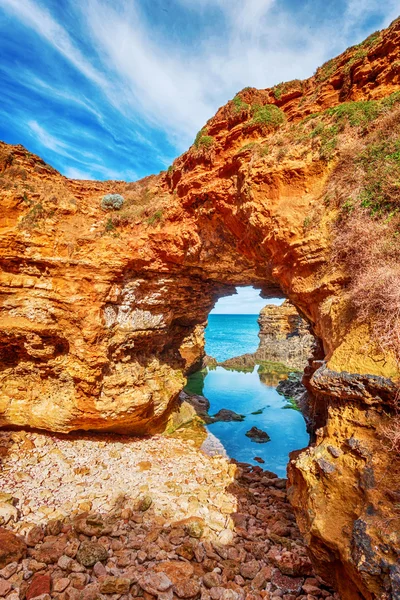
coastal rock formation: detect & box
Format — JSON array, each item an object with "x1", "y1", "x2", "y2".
[
  {"x1": 1, "y1": 16, "x2": 400, "y2": 600},
  {"x1": 256, "y1": 300, "x2": 315, "y2": 370}
]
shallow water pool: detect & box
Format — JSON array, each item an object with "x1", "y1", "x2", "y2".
[{"x1": 186, "y1": 366, "x2": 309, "y2": 477}]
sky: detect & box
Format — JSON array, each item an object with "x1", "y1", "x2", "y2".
[
  {"x1": 0, "y1": 1, "x2": 399, "y2": 181},
  {"x1": 211, "y1": 287, "x2": 283, "y2": 315}
]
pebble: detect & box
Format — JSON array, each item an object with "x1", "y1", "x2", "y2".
[{"x1": 0, "y1": 429, "x2": 337, "y2": 600}]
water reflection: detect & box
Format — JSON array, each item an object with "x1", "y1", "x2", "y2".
[{"x1": 185, "y1": 365, "x2": 309, "y2": 477}]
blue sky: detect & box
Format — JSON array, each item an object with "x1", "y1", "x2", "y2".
[
  {"x1": 0, "y1": 1, "x2": 398, "y2": 180},
  {"x1": 211, "y1": 287, "x2": 283, "y2": 315}
]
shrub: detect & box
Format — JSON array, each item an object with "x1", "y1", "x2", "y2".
[
  {"x1": 101, "y1": 193, "x2": 124, "y2": 210},
  {"x1": 19, "y1": 202, "x2": 46, "y2": 229},
  {"x1": 250, "y1": 104, "x2": 285, "y2": 128},
  {"x1": 232, "y1": 95, "x2": 249, "y2": 113},
  {"x1": 315, "y1": 58, "x2": 337, "y2": 82},
  {"x1": 194, "y1": 129, "x2": 215, "y2": 149},
  {"x1": 147, "y1": 210, "x2": 163, "y2": 226},
  {"x1": 329, "y1": 105, "x2": 400, "y2": 363},
  {"x1": 105, "y1": 217, "x2": 116, "y2": 232},
  {"x1": 327, "y1": 101, "x2": 380, "y2": 127}
]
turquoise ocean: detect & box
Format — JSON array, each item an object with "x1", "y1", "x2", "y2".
[{"x1": 187, "y1": 314, "x2": 309, "y2": 476}]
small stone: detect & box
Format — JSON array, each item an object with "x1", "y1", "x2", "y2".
[
  {"x1": 93, "y1": 561, "x2": 107, "y2": 578},
  {"x1": 327, "y1": 446, "x2": 342, "y2": 458},
  {"x1": 0, "y1": 563, "x2": 17, "y2": 580},
  {"x1": 58, "y1": 556, "x2": 72, "y2": 571},
  {"x1": 203, "y1": 572, "x2": 221, "y2": 589},
  {"x1": 254, "y1": 457, "x2": 265, "y2": 464},
  {"x1": 73, "y1": 515, "x2": 112, "y2": 538},
  {"x1": 99, "y1": 577, "x2": 131, "y2": 594},
  {"x1": 45, "y1": 520, "x2": 63, "y2": 537},
  {"x1": 0, "y1": 579, "x2": 12, "y2": 597},
  {"x1": 174, "y1": 579, "x2": 201, "y2": 598},
  {"x1": 303, "y1": 584, "x2": 322, "y2": 595},
  {"x1": 139, "y1": 571, "x2": 172, "y2": 595},
  {"x1": 32, "y1": 538, "x2": 67, "y2": 564},
  {"x1": 184, "y1": 519, "x2": 204, "y2": 539},
  {"x1": 176, "y1": 543, "x2": 195, "y2": 561},
  {"x1": 26, "y1": 573, "x2": 51, "y2": 600},
  {"x1": 0, "y1": 503, "x2": 17, "y2": 526},
  {"x1": 271, "y1": 572, "x2": 304, "y2": 594},
  {"x1": 76, "y1": 541, "x2": 108, "y2": 567},
  {"x1": 26, "y1": 527, "x2": 44, "y2": 547},
  {"x1": 218, "y1": 529, "x2": 233, "y2": 545},
  {"x1": 316, "y1": 459, "x2": 336, "y2": 474},
  {"x1": 79, "y1": 583, "x2": 100, "y2": 600},
  {"x1": 52, "y1": 578, "x2": 70, "y2": 593},
  {"x1": 153, "y1": 561, "x2": 194, "y2": 584},
  {"x1": 0, "y1": 529, "x2": 26, "y2": 569},
  {"x1": 240, "y1": 560, "x2": 260, "y2": 580},
  {"x1": 138, "y1": 495, "x2": 152, "y2": 512}
]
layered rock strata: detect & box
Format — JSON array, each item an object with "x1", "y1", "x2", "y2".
[
  {"x1": 1, "y1": 16, "x2": 400, "y2": 600},
  {"x1": 256, "y1": 301, "x2": 315, "y2": 370}
]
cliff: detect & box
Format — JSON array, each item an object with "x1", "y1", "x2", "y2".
[
  {"x1": 256, "y1": 300, "x2": 315, "y2": 370},
  {"x1": 1, "y1": 16, "x2": 400, "y2": 600}
]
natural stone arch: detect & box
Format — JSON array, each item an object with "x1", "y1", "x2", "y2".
[{"x1": 1, "y1": 18, "x2": 400, "y2": 599}]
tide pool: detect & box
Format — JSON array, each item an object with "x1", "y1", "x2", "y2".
[
  {"x1": 187, "y1": 313, "x2": 309, "y2": 476},
  {"x1": 187, "y1": 366, "x2": 308, "y2": 476}
]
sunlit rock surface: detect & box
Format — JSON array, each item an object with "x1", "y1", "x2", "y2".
[{"x1": 256, "y1": 300, "x2": 315, "y2": 370}]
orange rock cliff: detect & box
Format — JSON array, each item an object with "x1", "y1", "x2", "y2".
[{"x1": 1, "y1": 17, "x2": 400, "y2": 600}]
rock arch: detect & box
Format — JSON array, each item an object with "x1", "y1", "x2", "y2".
[{"x1": 1, "y1": 17, "x2": 400, "y2": 600}]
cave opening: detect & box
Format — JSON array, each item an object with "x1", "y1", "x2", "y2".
[{"x1": 184, "y1": 286, "x2": 315, "y2": 476}]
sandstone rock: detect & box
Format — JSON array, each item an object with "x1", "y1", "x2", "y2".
[
  {"x1": 154, "y1": 561, "x2": 194, "y2": 584},
  {"x1": 174, "y1": 578, "x2": 201, "y2": 598},
  {"x1": 240, "y1": 560, "x2": 260, "y2": 580},
  {"x1": 0, "y1": 579, "x2": 11, "y2": 597},
  {"x1": 73, "y1": 514, "x2": 112, "y2": 537},
  {"x1": 255, "y1": 301, "x2": 314, "y2": 371},
  {"x1": 1, "y1": 23, "x2": 400, "y2": 598},
  {"x1": 26, "y1": 526, "x2": 44, "y2": 547},
  {"x1": 26, "y1": 573, "x2": 51, "y2": 600},
  {"x1": 0, "y1": 529, "x2": 26, "y2": 568},
  {"x1": 138, "y1": 571, "x2": 172, "y2": 595},
  {"x1": 99, "y1": 577, "x2": 131, "y2": 594},
  {"x1": 52, "y1": 578, "x2": 70, "y2": 593},
  {"x1": 0, "y1": 503, "x2": 18, "y2": 526},
  {"x1": 76, "y1": 541, "x2": 108, "y2": 567}
]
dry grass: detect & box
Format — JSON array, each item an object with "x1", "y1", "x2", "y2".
[{"x1": 328, "y1": 106, "x2": 400, "y2": 366}]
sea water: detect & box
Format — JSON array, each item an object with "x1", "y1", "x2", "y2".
[
  {"x1": 205, "y1": 314, "x2": 260, "y2": 362},
  {"x1": 187, "y1": 314, "x2": 309, "y2": 476}
]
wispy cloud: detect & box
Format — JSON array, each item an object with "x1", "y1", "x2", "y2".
[{"x1": 0, "y1": 0, "x2": 398, "y2": 179}]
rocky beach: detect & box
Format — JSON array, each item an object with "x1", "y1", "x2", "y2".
[{"x1": 0, "y1": 430, "x2": 337, "y2": 600}]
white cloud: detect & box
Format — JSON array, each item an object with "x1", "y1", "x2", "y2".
[
  {"x1": 211, "y1": 286, "x2": 284, "y2": 315},
  {"x1": 2, "y1": 0, "x2": 399, "y2": 160},
  {"x1": 63, "y1": 166, "x2": 94, "y2": 180}
]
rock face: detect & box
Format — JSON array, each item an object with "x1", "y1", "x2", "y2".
[
  {"x1": 1, "y1": 17, "x2": 400, "y2": 600},
  {"x1": 256, "y1": 301, "x2": 315, "y2": 370}
]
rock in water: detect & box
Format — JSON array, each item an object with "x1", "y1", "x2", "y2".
[
  {"x1": 245, "y1": 427, "x2": 271, "y2": 443},
  {"x1": 209, "y1": 409, "x2": 245, "y2": 422}
]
